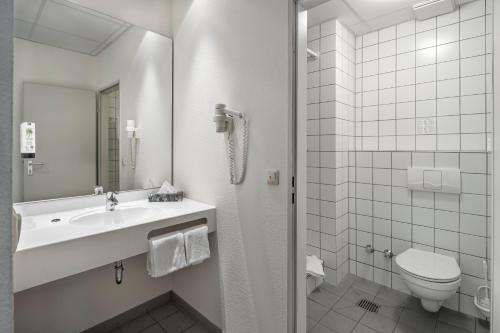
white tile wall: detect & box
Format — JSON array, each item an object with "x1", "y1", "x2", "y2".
[
  {"x1": 355, "y1": 0, "x2": 492, "y2": 153},
  {"x1": 307, "y1": 0, "x2": 492, "y2": 318},
  {"x1": 307, "y1": 20, "x2": 355, "y2": 286}
]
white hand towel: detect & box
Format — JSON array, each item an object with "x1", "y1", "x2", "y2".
[
  {"x1": 147, "y1": 232, "x2": 187, "y2": 278},
  {"x1": 184, "y1": 225, "x2": 210, "y2": 265},
  {"x1": 306, "y1": 255, "x2": 324, "y2": 278}
]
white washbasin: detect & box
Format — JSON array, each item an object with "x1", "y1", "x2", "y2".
[
  {"x1": 14, "y1": 194, "x2": 216, "y2": 292},
  {"x1": 69, "y1": 204, "x2": 163, "y2": 226}
]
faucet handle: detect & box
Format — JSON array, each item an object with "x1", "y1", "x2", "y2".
[{"x1": 106, "y1": 191, "x2": 119, "y2": 202}]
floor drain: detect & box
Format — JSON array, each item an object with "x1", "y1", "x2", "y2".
[
  {"x1": 51, "y1": 218, "x2": 61, "y2": 223},
  {"x1": 356, "y1": 299, "x2": 380, "y2": 313}
]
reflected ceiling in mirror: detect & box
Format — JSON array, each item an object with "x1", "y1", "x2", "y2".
[{"x1": 14, "y1": 0, "x2": 131, "y2": 55}]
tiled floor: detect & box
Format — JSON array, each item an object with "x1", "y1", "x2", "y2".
[
  {"x1": 108, "y1": 301, "x2": 209, "y2": 333},
  {"x1": 307, "y1": 274, "x2": 490, "y2": 333}
]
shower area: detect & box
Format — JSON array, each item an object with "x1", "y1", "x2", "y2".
[
  {"x1": 301, "y1": 0, "x2": 493, "y2": 332},
  {"x1": 99, "y1": 84, "x2": 121, "y2": 192}
]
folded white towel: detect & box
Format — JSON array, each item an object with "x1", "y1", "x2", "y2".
[
  {"x1": 147, "y1": 232, "x2": 187, "y2": 278},
  {"x1": 306, "y1": 255, "x2": 324, "y2": 278},
  {"x1": 184, "y1": 225, "x2": 210, "y2": 265}
]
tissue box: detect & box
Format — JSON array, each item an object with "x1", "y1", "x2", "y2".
[{"x1": 148, "y1": 192, "x2": 184, "y2": 202}]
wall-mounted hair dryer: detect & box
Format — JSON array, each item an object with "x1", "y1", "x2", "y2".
[{"x1": 213, "y1": 104, "x2": 248, "y2": 184}]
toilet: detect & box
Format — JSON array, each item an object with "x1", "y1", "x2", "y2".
[{"x1": 395, "y1": 248, "x2": 461, "y2": 312}]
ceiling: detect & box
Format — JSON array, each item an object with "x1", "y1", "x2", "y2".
[
  {"x1": 305, "y1": 0, "x2": 478, "y2": 35},
  {"x1": 14, "y1": 0, "x2": 131, "y2": 55}
]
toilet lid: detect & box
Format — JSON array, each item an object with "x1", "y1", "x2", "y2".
[{"x1": 395, "y1": 248, "x2": 461, "y2": 282}]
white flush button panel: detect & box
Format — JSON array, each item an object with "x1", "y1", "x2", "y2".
[
  {"x1": 407, "y1": 167, "x2": 460, "y2": 194},
  {"x1": 267, "y1": 169, "x2": 279, "y2": 185}
]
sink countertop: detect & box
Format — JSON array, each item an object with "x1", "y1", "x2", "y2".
[
  {"x1": 13, "y1": 192, "x2": 216, "y2": 292},
  {"x1": 16, "y1": 198, "x2": 215, "y2": 251}
]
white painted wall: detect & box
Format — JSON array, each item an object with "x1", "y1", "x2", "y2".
[
  {"x1": 14, "y1": 254, "x2": 173, "y2": 333},
  {"x1": 68, "y1": 0, "x2": 174, "y2": 37},
  {"x1": 171, "y1": 0, "x2": 293, "y2": 331},
  {"x1": 12, "y1": 39, "x2": 97, "y2": 202},
  {"x1": 96, "y1": 26, "x2": 173, "y2": 189},
  {"x1": 0, "y1": 0, "x2": 14, "y2": 331}
]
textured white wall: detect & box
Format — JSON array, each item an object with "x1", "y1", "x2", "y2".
[
  {"x1": 0, "y1": 0, "x2": 14, "y2": 331},
  {"x1": 12, "y1": 39, "x2": 97, "y2": 203},
  {"x1": 172, "y1": 0, "x2": 293, "y2": 331}
]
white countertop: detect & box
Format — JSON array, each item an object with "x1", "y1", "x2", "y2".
[{"x1": 13, "y1": 192, "x2": 216, "y2": 292}]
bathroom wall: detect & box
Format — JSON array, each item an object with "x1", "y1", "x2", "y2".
[
  {"x1": 0, "y1": 0, "x2": 14, "y2": 331},
  {"x1": 350, "y1": 0, "x2": 492, "y2": 316},
  {"x1": 306, "y1": 0, "x2": 492, "y2": 317},
  {"x1": 96, "y1": 27, "x2": 173, "y2": 190},
  {"x1": 15, "y1": 254, "x2": 173, "y2": 333},
  {"x1": 12, "y1": 38, "x2": 97, "y2": 203},
  {"x1": 171, "y1": 0, "x2": 293, "y2": 331},
  {"x1": 306, "y1": 19, "x2": 355, "y2": 286}
]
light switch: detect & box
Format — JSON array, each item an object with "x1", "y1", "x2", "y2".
[
  {"x1": 423, "y1": 170, "x2": 442, "y2": 190},
  {"x1": 267, "y1": 169, "x2": 279, "y2": 185}
]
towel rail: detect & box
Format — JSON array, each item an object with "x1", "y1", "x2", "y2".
[{"x1": 146, "y1": 218, "x2": 207, "y2": 240}]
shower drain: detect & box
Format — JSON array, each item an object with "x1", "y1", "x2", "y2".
[{"x1": 356, "y1": 299, "x2": 380, "y2": 313}]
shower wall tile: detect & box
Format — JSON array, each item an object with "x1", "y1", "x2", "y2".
[{"x1": 307, "y1": 20, "x2": 355, "y2": 286}]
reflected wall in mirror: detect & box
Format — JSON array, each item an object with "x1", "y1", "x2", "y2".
[{"x1": 13, "y1": 0, "x2": 173, "y2": 203}]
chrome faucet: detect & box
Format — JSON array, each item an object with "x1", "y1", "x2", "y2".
[{"x1": 106, "y1": 192, "x2": 119, "y2": 211}]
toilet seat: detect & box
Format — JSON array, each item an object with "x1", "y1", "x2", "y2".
[{"x1": 395, "y1": 248, "x2": 461, "y2": 283}]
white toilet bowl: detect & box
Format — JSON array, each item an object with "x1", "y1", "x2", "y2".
[{"x1": 396, "y1": 248, "x2": 461, "y2": 312}]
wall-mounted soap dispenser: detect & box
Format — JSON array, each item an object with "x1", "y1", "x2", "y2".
[{"x1": 20, "y1": 122, "x2": 36, "y2": 159}]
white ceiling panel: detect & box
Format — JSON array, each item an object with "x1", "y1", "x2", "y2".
[
  {"x1": 347, "y1": 0, "x2": 420, "y2": 21},
  {"x1": 308, "y1": 0, "x2": 480, "y2": 36},
  {"x1": 14, "y1": 19, "x2": 33, "y2": 39},
  {"x1": 308, "y1": 0, "x2": 362, "y2": 27},
  {"x1": 14, "y1": 0, "x2": 43, "y2": 22},
  {"x1": 38, "y1": 1, "x2": 121, "y2": 42},
  {"x1": 31, "y1": 25, "x2": 99, "y2": 54}
]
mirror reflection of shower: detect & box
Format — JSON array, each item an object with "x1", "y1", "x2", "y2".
[{"x1": 98, "y1": 84, "x2": 120, "y2": 192}]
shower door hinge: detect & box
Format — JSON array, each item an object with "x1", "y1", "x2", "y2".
[{"x1": 292, "y1": 193, "x2": 295, "y2": 204}]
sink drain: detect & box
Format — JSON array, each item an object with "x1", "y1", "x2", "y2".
[
  {"x1": 357, "y1": 299, "x2": 380, "y2": 313},
  {"x1": 51, "y1": 218, "x2": 61, "y2": 223}
]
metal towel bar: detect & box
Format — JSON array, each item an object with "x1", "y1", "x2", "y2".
[{"x1": 146, "y1": 218, "x2": 207, "y2": 240}]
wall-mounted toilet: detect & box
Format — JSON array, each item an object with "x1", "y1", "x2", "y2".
[{"x1": 395, "y1": 248, "x2": 461, "y2": 312}]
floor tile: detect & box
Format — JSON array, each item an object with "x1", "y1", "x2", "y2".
[
  {"x1": 319, "y1": 310, "x2": 357, "y2": 333},
  {"x1": 435, "y1": 321, "x2": 471, "y2": 333},
  {"x1": 332, "y1": 297, "x2": 366, "y2": 321},
  {"x1": 149, "y1": 303, "x2": 178, "y2": 322},
  {"x1": 158, "y1": 311, "x2": 194, "y2": 333},
  {"x1": 359, "y1": 311, "x2": 397, "y2": 333},
  {"x1": 394, "y1": 323, "x2": 423, "y2": 333},
  {"x1": 308, "y1": 288, "x2": 341, "y2": 308},
  {"x1": 139, "y1": 324, "x2": 165, "y2": 333},
  {"x1": 120, "y1": 314, "x2": 156, "y2": 333},
  {"x1": 398, "y1": 308, "x2": 437, "y2": 333},
  {"x1": 342, "y1": 287, "x2": 375, "y2": 303},
  {"x1": 376, "y1": 286, "x2": 409, "y2": 307},
  {"x1": 352, "y1": 277, "x2": 382, "y2": 296},
  {"x1": 183, "y1": 324, "x2": 209, "y2": 333},
  {"x1": 307, "y1": 299, "x2": 329, "y2": 322},
  {"x1": 438, "y1": 307, "x2": 475, "y2": 332},
  {"x1": 476, "y1": 319, "x2": 490, "y2": 333},
  {"x1": 322, "y1": 281, "x2": 351, "y2": 297},
  {"x1": 352, "y1": 324, "x2": 379, "y2": 333},
  {"x1": 310, "y1": 324, "x2": 335, "y2": 333}
]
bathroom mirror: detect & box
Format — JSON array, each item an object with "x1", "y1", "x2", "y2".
[{"x1": 12, "y1": 0, "x2": 173, "y2": 203}]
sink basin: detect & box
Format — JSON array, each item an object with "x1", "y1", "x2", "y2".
[{"x1": 69, "y1": 204, "x2": 162, "y2": 226}]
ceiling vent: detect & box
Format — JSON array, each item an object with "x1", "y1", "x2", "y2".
[{"x1": 413, "y1": 0, "x2": 456, "y2": 20}]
